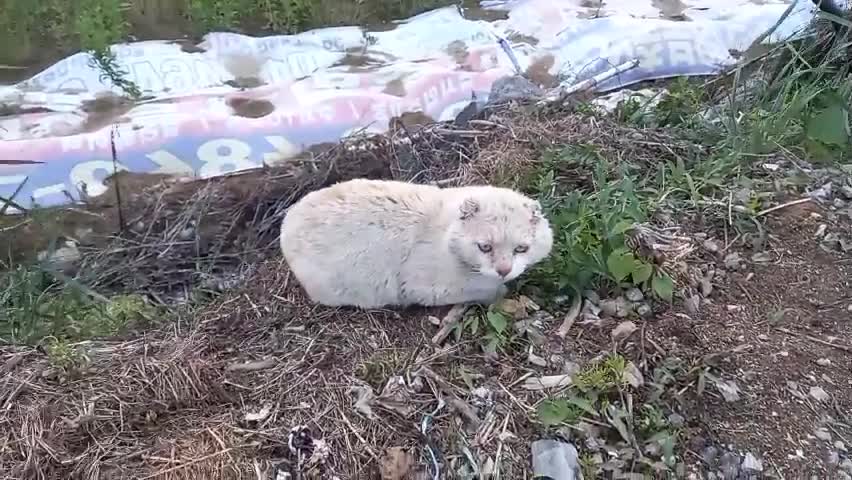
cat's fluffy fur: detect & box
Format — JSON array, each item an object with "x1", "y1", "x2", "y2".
[{"x1": 280, "y1": 179, "x2": 553, "y2": 308}]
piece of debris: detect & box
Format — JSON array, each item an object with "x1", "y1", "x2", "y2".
[
  {"x1": 244, "y1": 403, "x2": 273, "y2": 422},
  {"x1": 528, "y1": 347, "x2": 548, "y2": 367},
  {"x1": 714, "y1": 379, "x2": 741, "y2": 402},
  {"x1": 817, "y1": 358, "x2": 832, "y2": 366},
  {"x1": 531, "y1": 439, "x2": 581, "y2": 480},
  {"x1": 522, "y1": 374, "x2": 573, "y2": 391},
  {"x1": 351, "y1": 385, "x2": 378, "y2": 419},
  {"x1": 557, "y1": 294, "x2": 581, "y2": 338},
  {"x1": 809, "y1": 386, "x2": 830, "y2": 402},
  {"x1": 226, "y1": 357, "x2": 276, "y2": 372},
  {"x1": 611, "y1": 321, "x2": 638, "y2": 342},
  {"x1": 742, "y1": 452, "x2": 763, "y2": 473},
  {"x1": 380, "y1": 447, "x2": 416, "y2": 480},
  {"x1": 432, "y1": 303, "x2": 469, "y2": 344}
]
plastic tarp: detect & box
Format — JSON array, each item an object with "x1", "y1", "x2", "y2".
[{"x1": 0, "y1": 0, "x2": 825, "y2": 211}]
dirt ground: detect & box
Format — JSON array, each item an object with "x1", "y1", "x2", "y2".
[{"x1": 1, "y1": 105, "x2": 851, "y2": 479}]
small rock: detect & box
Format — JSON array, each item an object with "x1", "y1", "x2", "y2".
[
  {"x1": 757, "y1": 334, "x2": 769, "y2": 341},
  {"x1": 668, "y1": 413, "x2": 685, "y2": 428},
  {"x1": 742, "y1": 452, "x2": 763, "y2": 473},
  {"x1": 840, "y1": 185, "x2": 852, "y2": 200},
  {"x1": 724, "y1": 252, "x2": 742, "y2": 270},
  {"x1": 816, "y1": 358, "x2": 832, "y2": 366},
  {"x1": 611, "y1": 321, "x2": 638, "y2": 342},
  {"x1": 815, "y1": 224, "x2": 828, "y2": 238},
  {"x1": 625, "y1": 287, "x2": 644, "y2": 302},
  {"x1": 178, "y1": 227, "x2": 195, "y2": 240},
  {"x1": 703, "y1": 239, "x2": 720, "y2": 254},
  {"x1": 809, "y1": 386, "x2": 830, "y2": 402},
  {"x1": 834, "y1": 198, "x2": 847, "y2": 209},
  {"x1": 635, "y1": 303, "x2": 652, "y2": 317},
  {"x1": 835, "y1": 441, "x2": 847, "y2": 452}
]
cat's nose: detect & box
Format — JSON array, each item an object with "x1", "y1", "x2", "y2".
[{"x1": 496, "y1": 265, "x2": 512, "y2": 277}]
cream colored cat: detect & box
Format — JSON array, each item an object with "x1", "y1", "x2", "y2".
[{"x1": 279, "y1": 179, "x2": 553, "y2": 308}]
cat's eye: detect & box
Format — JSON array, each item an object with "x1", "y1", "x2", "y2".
[
  {"x1": 477, "y1": 243, "x2": 492, "y2": 253},
  {"x1": 514, "y1": 245, "x2": 529, "y2": 254}
]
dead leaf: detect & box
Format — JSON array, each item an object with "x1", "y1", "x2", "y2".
[
  {"x1": 497, "y1": 298, "x2": 527, "y2": 319},
  {"x1": 380, "y1": 447, "x2": 415, "y2": 480}
]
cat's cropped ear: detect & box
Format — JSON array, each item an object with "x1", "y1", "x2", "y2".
[
  {"x1": 528, "y1": 200, "x2": 544, "y2": 224},
  {"x1": 460, "y1": 197, "x2": 480, "y2": 220}
]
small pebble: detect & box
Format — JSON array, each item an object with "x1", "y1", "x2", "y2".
[
  {"x1": 817, "y1": 358, "x2": 831, "y2": 366},
  {"x1": 703, "y1": 239, "x2": 720, "y2": 253},
  {"x1": 636, "y1": 303, "x2": 652, "y2": 317},
  {"x1": 809, "y1": 386, "x2": 830, "y2": 402},
  {"x1": 625, "y1": 287, "x2": 644, "y2": 302},
  {"x1": 758, "y1": 334, "x2": 769, "y2": 341}
]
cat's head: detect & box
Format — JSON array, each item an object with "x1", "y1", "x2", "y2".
[{"x1": 447, "y1": 186, "x2": 553, "y2": 282}]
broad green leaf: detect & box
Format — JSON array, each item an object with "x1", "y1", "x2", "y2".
[
  {"x1": 652, "y1": 274, "x2": 674, "y2": 301},
  {"x1": 607, "y1": 249, "x2": 635, "y2": 282},
  {"x1": 632, "y1": 261, "x2": 653, "y2": 284},
  {"x1": 537, "y1": 399, "x2": 570, "y2": 426},
  {"x1": 567, "y1": 396, "x2": 600, "y2": 418},
  {"x1": 486, "y1": 310, "x2": 508, "y2": 334},
  {"x1": 806, "y1": 102, "x2": 849, "y2": 146}
]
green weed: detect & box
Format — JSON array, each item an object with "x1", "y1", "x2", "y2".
[
  {"x1": 453, "y1": 303, "x2": 515, "y2": 355},
  {"x1": 523, "y1": 145, "x2": 673, "y2": 298},
  {"x1": 0, "y1": 265, "x2": 157, "y2": 345}
]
